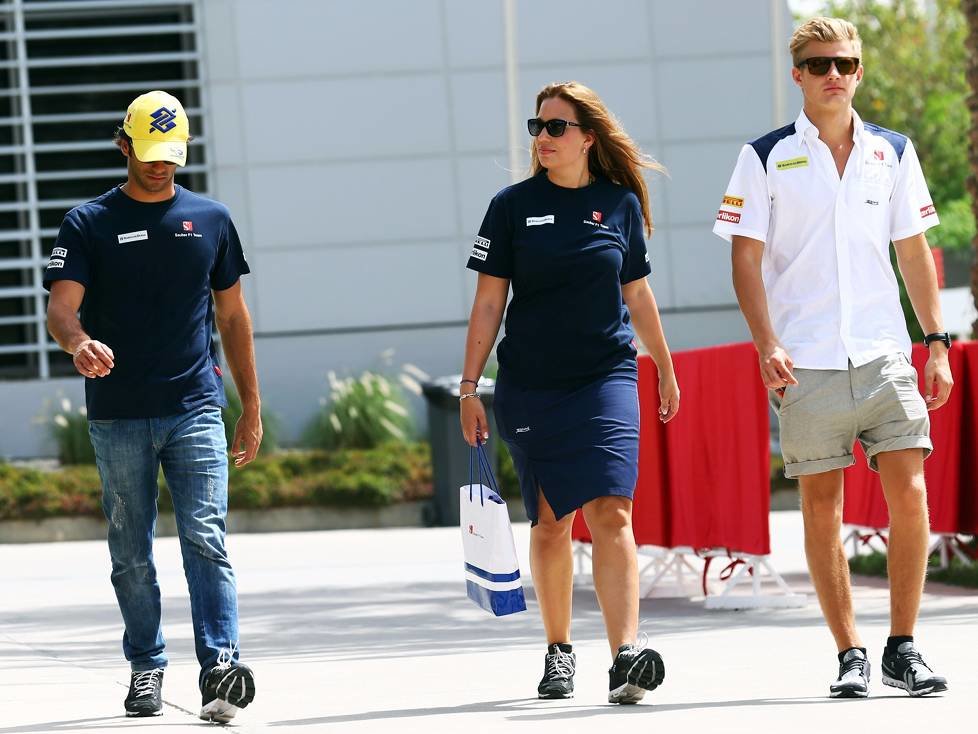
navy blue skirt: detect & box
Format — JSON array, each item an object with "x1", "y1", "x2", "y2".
[{"x1": 493, "y1": 370, "x2": 640, "y2": 524}]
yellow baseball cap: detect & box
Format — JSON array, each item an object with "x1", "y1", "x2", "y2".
[{"x1": 122, "y1": 91, "x2": 190, "y2": 166}]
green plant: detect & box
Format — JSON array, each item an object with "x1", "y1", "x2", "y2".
[
  {"x1": 222, "y1": 386, "x2": 279, "y2": 455},
  {"x1": 0, "y1": 444, "x2": 434, "y2": 521},
  {"x1": 849, "y1": 548, "x2": 978, "y2": 588},
  {"x1": 305, "y1": 371, "x2": 414, "y2": 450},
  {"x1": 49, "y1": 397, "x2": 95, "y2": 465},
  {"x1": 0, "y1": 463, "x2": 103, "y2": 520},
  {"x1": 495, "y1": 442, "x2": 522, "y2": 499}
]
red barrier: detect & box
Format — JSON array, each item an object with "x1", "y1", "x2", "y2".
[
  {"x1": 955, "y1": 342, "x2": 978, "y2": 534},
  {"x1": 842, "y1": 343, "x2": 973, "y2": 534},
  {"x1": 573, "y1": 342, "x2": 771, "y2": 555}
]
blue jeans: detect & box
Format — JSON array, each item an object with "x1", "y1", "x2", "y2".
[{"x1": 89, "y1": 406, "x2": 239, "y2": 679}]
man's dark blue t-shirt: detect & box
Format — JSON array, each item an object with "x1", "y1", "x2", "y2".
[
  {"x1": 466, "y1": 172, "x2": 652, "y2": 389},
  {"x1": 43, "y1": 185, "x2": 250, "y2": 420}
]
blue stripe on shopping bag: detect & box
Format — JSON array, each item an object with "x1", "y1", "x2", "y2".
[
  {"x1": 466, "y1": 579, "x2": 527, "y2": 616},
  {"x1": 464, "y1": 563, "x2": 521, "y2": 583}
]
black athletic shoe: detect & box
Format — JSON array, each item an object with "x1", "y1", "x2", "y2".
[
  {"x1": 199, "y1": 659, "x2": 256, "y2": 723},
  {"x1": 881, "y1": 642, "x2": 948, "y2": 697},
  {"x1": 124, "y1": 668, "x2": 164, "y2": 717},
  {"x1": 537, "y1": 643, "x2": 576, "y2": 699},
  {"x1": 830, "y1": 648, "x2": 870, "y2": 698},
  {"x1": 608, "y1": 643, "x2": 665, "y2": 704}
]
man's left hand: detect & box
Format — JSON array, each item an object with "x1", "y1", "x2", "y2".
[
  {"x1": 231, "y1": 410, "x2": 263, "y2": 467},
  {"x1": 923, "y1": 350, "x2": 953, "y2": 411}
]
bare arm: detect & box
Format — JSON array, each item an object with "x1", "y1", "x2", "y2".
[
  {"x1": 731, "y1": 235, "x2": 797, "y2": 391},
  {"x1": 459, "y1": 273, "x2": 509, "y2": 446},
  {"x1": 622, "y1": 277, "x2": 679, "y2": 422},
  {"x1": 213, "y1": 281, "x2": 262, "y2": 466},
  {"x1": 46, "y1": 279, "x2": 115, "y2": 378},
  {"x1": 893, "y1": 232, "x2": 952, "y2": 409}
]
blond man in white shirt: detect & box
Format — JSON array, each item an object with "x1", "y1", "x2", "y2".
[{"x1": 714, "y1": 17, "x2": 951, "y2": 699}]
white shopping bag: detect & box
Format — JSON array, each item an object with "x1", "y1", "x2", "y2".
[{"x1": 459, "y1": 445, "x2": 527, "y2": 616}]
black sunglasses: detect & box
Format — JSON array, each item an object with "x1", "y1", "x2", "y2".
[
  {"x1": 527, "y1": 118, "x2": 583, "y2": 137},
  {"x1": 796, "y1": 56, "x2": 860, "y2": 76}
]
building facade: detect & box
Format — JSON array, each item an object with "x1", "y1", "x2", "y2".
[{"x1": 0, "y1": 0, "x2": 796, "y2": 458}]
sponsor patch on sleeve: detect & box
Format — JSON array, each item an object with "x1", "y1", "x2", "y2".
[
  {"x1": 46, "y1": 258, "x2": 65, "y2": 269},
  {"x1": 775, "y1": 156, "x2": 808, "y2": 171},
  {"x1": 722, "y1": 195, "x2": 744, "y2": 208},
  {"x1": 474, "y1": 236, "x2": 490, "y2": 250},
  {"x1": 716, "y1": 210, "x2": 741, "y2": 224},
  {"x1": 51, "y1": 247, "x2": 67, "y2": 258},
  {"x1": 920, "y1": 203, "x2": 936, "y2": 218},
  {"x1": 469, "y1": 247, "x2": 488, "y2": 261}
]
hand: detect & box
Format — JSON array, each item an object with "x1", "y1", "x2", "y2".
[
  {"x1": 658, "y1": 371, "x2": 680, "y2": 423},
  {"x1": 460, "y1": 395, "x2": 489, "y2": 447},
  {"x1": 759, "y1": 344, "x2": 798, "y2": 394},
  {"x1": 923, "y1": 350, "x2": 953, "y2": 411},
  {"x1": 230, "y1": 409, "x2": 263, "y2": 467},
  {"x1": 72, "y1": 339, "x2": 114, "y2": 378}
]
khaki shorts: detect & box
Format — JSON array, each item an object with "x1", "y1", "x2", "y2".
[{"x1": 770, "y1": 352, "x2": 931, "y2": 478}]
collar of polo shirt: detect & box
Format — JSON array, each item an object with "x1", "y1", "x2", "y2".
[{"x1": 795, "y1": 109, "x2": 864, "y2": 146}]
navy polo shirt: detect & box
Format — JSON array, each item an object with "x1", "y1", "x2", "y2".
[
  {"x1": 43, "y1": 185, "x2": 250, "y2": 420},
  {"x1": 467, "y1": 172, "x2": 652, "y2": 388}
]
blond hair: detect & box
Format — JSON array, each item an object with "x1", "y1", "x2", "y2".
[
  {"x1": 530, "y1": 81, "x2": 663, "y2": 237},
  {"x1": 789, "y1": 17, "x2": 862, "y2": 65}
]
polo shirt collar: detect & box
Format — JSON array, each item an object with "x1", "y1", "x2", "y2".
[{"x1": 795, "y1": 108, "x2": 865, "y2": 145}]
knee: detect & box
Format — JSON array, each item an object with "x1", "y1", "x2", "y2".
[
  {"x1": 886, "y1": 476, "x2": 927, "y2": 516},
  {"x1": 533, "y1": 515, "x2": 573, "y2": 545},
  {"x1": 583, "y1": 497, "x2": 632, "y2": 538},
  {"x1": 179, "y1": 518, "x2": 230, "y2": 563},
  {"x1": 800, "y1": 488, "x2": 843, "y2": 530}
]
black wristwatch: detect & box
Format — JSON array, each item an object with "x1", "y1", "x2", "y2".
[{"x1": 923, "y1": 332, "x2": 951, "y2": 349}]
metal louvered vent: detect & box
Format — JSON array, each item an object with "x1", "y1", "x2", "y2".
[{"x1": 0, "y1": 0, "x2": 207, "y2": 379}]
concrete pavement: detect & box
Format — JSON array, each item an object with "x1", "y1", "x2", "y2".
[{"x1": 1, "y1": 512, "x2": 974, "y2": 733}]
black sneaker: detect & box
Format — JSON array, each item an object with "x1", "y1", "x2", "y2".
[
  {"x1": 881, "y1": 642, "x2": 948, "y2": 697},
  {"x1": 829, "y1": 648, "x2": 870, "y2": 698},
  {"x1": 608, "y1": 643, "x2": 665, "y2": 704},
  {"x1": 537, "y1": 643, "x2": 575, "y2": 699},
  {"x1": 199, "y1": 659, "x2": 256, "y2": 723},
  {"x1": 124, "y1": 668, "x2": 164, "y2": 717}
]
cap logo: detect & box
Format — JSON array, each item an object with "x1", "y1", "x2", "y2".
[{"x1": 149, "y1": 106, "x2": 178, "y2": 134}]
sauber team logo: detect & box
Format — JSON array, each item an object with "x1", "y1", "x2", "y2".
[
  {"x1": 920, "y1": 204, "x2": 936, "y2": 218},
  {"x1": 592, "y1": 211, "x2": 603, "y2": 223},
  {"x1": 873, "y1": 150, "x2": 885, "y2": 161},
  {"x1": 182, "y1": 221, "x2": 193, "y2": 232},
  {"x1": 722, "y1": 195, "x2": 744, "y2": 208},
  {"x1": 716, "y1": 210, "x2": 741, "y2": 224}
]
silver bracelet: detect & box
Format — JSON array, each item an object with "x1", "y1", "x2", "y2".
[{"x1": 458, "y1": 392, "x2": 481, "y2": 401}]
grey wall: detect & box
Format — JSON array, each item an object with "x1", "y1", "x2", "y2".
[{"x1": 0, "y1": 0, "x2": 798, "y2": 457}]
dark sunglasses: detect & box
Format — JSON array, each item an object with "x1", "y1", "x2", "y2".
[
  {"x1": 796, "y1": 56, "x2": 860, "y2": 76},
  {"x1": 527, "y1": 117, "x2": 583, "y2": 137}
]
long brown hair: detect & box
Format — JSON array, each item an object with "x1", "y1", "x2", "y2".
[{"x1": 530, "y1": 81, "x2": 664, "y2": 237}]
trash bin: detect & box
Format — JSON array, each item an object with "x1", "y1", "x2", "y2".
[{"x1": 421, "y1": 375, "x2": 496, "y2": 527}]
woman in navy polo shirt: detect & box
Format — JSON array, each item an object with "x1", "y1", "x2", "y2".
[{"x1": 459, "y1": 81, "x2": 679, "y2": 704}]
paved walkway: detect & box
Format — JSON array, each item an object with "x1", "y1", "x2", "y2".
[{"x1": 1, "y1": 512, "x2": 974, "y2": 733}]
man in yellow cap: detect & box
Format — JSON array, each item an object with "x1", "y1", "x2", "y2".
[{"x1": 45, "y1": 90, "x2": 260, "y2": 723}]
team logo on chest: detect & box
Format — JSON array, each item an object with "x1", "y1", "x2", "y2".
[
  {"x1": 583, "y1": 210, "x2": 608, "y2": 229},
  {"x1": 174, "y1": 220, "x2": 202, "y2": 239}
]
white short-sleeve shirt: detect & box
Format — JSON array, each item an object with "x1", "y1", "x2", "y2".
[{"x1": 713, "y1": 109, "x2": 939, "y2": 370}]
